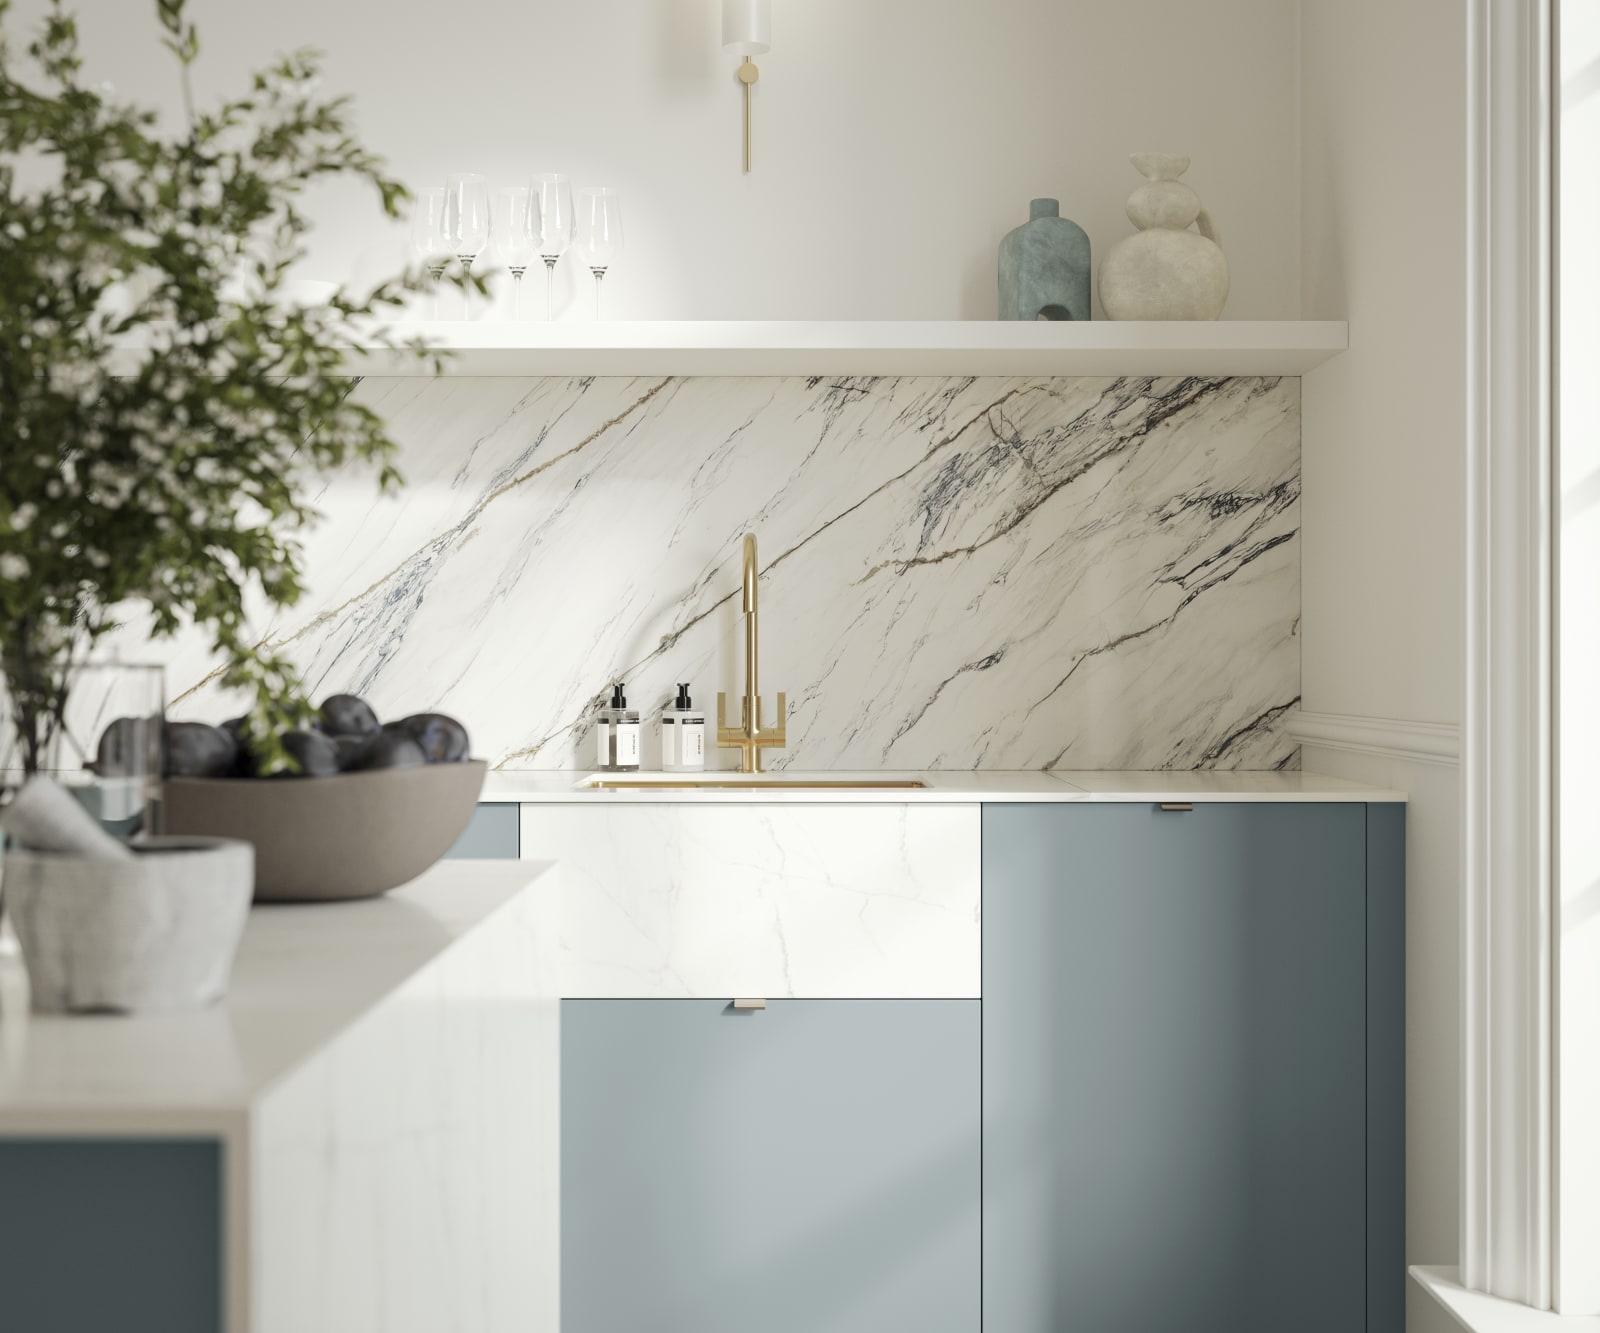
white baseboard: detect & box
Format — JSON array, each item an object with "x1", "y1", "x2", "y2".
[
  {"x1": 1412, "y1": 1266, "x2": 1599, "y2": 1333},
  {"x1": 1285, "y1": 709, "x2": 1461, "y2": 767}
]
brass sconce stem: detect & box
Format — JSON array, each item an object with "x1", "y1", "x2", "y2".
[{"x1": 738, "y1": 56, "x2": 759, "y2": 173}]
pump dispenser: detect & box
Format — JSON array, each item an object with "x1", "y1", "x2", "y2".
[
  {"x1": 595, "y1": 682, "x2": 641, "y2": 772},
  {"x1": 661, "y1": 682, "x2": 706, "y2": 773}
]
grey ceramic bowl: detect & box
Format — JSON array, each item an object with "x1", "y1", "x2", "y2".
[{"x1": 161, "y1": 759, "x2": 487, "y2": 902}]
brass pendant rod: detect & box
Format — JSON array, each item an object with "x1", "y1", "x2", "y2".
[{"x1": 738, "y1": 56, "x2": 759, "y2": 174}]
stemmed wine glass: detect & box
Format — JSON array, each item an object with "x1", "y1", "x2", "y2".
[
  {"x1": 442, "y1": 173, "x2": 491, "y2": 319},
  {"x1": 531, "y1": 173, "x2": 572, "y2": 320},
  {"x1": 408, "y1": 187, "x2": 449, "y2": 318},
  {"x1": 491, "y1": 186, "x2": 537, "y2": 320},
  {"x1": 574, "y1": 188, "x2": 623, "y2": 320}
]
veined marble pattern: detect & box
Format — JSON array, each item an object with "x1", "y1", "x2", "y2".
[
  {"x1": 528, "y1": 804, "x2": 982, "y2": 999},
  {"x1": 253, "y1": 876, "x2": 559, "y2": 1333},
  {"x1": 147, "y1": 374, "x2": 1300, "y2": 770}
]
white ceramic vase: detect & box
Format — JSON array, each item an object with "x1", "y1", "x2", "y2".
[
  {"x1": 6, "y1": 836, "x2": 254, "y2": 1013},
  {"x1": 1098, "y1": 153, "x2": 1229, "y2": 321}
]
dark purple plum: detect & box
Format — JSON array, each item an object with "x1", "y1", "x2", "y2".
[
  {"x1": 163, "y1": 721, "x2": 237, "y2": 778},
  {"x1": 318, "y1": 693, "x2": 380, "y2": 737},
  {"x1": 281, "y1": 729, "x2": 341, "y2": 777},
  {"x1": 344, "y1": 731, "x2": 427, "y2": 772},
  {"x1": 330, "y1": 733, "x2": 368, "y2": 770},
  {"x1": 388, "y1": 712, "x2": 470, "y2": 763}
]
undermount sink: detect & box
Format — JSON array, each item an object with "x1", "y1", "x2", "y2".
[{"x1": 575, "y1": 775, "x2": 928, "y2": 791}]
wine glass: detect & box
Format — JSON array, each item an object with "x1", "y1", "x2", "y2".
[
  {"x1": 408, "y1": 186, "x2": 449, "y2": 318},
  {"x1": 442, "y1": 173, "x2": 491, "y2": 319},
  {"x1": 491, "y1": 186, "x2": 537, "y2": 320},
  {"x1": 532, "y1": 173, "x2": 573, "y2": 320},
  {"x1": 33, "y1": 662, "x2": 166, "y2": 838},
  {"x1": 574, "y1": 188, "x2": 623, "y2": 320}
]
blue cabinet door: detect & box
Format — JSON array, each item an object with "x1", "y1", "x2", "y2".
[
  {"x1": 443, "y1": 802, "x2": 519, "y2": 859},
  {"x1": 983, "y1": 802, "x2": 1375, "y2": 1333},
  {"x1": 562, "y1": 999, "x2": 981, "y2": 1333},
  {"x1": 0, "y1": 1139, "x2": 222, "y2": 1333}
]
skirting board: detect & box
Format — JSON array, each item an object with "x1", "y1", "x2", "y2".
[
  {"x1": 1285, "y1": 710, "x2": 1461, "y2": 766},
  {"x1": 1412, "y1": 1266, "x2": 1600, "y2": 1333}
]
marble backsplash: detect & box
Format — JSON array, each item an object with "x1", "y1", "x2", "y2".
[{"x1": 150, "y1": 373, "x2": 1302, "y2": 771}]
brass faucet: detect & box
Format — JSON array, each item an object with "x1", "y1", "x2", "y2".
[{"x1": 717, "y1": 532, "x2": 786, "y2": 772}]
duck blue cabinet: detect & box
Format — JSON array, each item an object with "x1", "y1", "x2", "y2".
[
  {"x1": 0, "y1": 1139, "x2": 221, "y2": 1333},
  {"x1": 443, "y1": 801, "x2": 520, "y2": 859},
  {"x1": 561, "y1": 999, "x2": 982, "y2": 1333},
  {"x1": 983, "y1": 801, "x2": 1403, "y2": 1333}
]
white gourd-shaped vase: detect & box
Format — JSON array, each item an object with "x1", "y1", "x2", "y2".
[{"x1": 1098, "y1": 153, "x2": 1229, "y2": 321}]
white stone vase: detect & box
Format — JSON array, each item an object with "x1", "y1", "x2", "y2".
[
  {"x1": 1098, "y1": 153, "x2": 1230, "y2": 321},
  {"x1": 5, "y1": 836, "x2": 254, "y2": 1013}
]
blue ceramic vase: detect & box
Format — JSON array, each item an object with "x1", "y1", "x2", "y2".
[{"x1": 997, "y1": 198, "x2": 1091, "y2": 321}]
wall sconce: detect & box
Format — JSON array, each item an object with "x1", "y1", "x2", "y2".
[{"x1": 723, "y1": 0, "x2": 771, "y2": 173}]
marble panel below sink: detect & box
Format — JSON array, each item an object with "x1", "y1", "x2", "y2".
[{"x1": 526, "y1": 803, "x2": 981, "y2": 998}]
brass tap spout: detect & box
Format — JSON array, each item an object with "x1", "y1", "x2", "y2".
[
  {"x1": 742, "y1": 532, "x2": 758, "y2": 613},
  {"x1": 717, "y1": 532, "x2": 786, "y2": 773}
]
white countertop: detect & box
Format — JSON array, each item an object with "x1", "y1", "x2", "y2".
[
  {"x1": 1050, "y1": 770, "x2": 1408, "y2": 802},
  {"x1": 479, "y1": 769, "x2": 1406, "y2": 804},
  {"x1": 0, "y1": 860, "x2": 552, "y2": 1134}
]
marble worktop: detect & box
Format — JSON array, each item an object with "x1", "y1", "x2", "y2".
[
  {"x1": 0, "y1": 860, "x2": 553, "y2": 1133},
  {"x1": 481, "y1": 769, "x2": 1407, "y2": 804}
]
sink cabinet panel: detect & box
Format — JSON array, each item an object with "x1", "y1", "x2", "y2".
[
  {"x1": 561, "y1": 998, "x2": 981, "y2": 1333},
  {"x1": 982, "y1": 801, "x2": 1403, "y2": 1333},
  {"x1": 523, "y1": 804, "x2": 980, "y2": 998}
]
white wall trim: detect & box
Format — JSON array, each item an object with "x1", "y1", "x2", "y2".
[
  {"x1": 1414, "y1": 1266, "x2": 1600, "y2": 1333},
  {"x1": 1286, "y1": 709, "x2": 1461, "y2": 766},
  {"x1": 1460, "y1": 0, "x2": 1556, "y2": 1310}
]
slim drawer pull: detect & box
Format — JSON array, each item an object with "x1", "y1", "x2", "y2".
[
  {"x1": 731, "y1": 998, "x2": 767, "y2": 1011},
  {"x1": 1159, "y1": 802, "x2": 1194, "y2": 812}
]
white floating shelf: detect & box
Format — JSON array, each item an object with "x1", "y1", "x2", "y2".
[{"x1": 338, "y1": 319, "x2": 1346, "y2": 378}]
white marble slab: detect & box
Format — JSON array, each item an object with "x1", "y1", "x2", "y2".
[
  {"x1": 126, "y1": 374, "x2": 1301, "y2": 773},
  {"x1": 483, "y1": 768, "x2": 1086, "y2": 803},
  {"x1": 252, "y1": 870, "x2": 559, "y2": 1333},
  {"x1": 1050, "y1": 770, "x2": 1407, "y2": 802},
  {"x1": 527, "y1": 803, "x2": 981, "y2": 998},
  {"x1": 0, "y1": 862, "x2": 553, "y2": 1124},
  {"x1": 483, "y1": 768, "x2": 1404, "y2": 803}
]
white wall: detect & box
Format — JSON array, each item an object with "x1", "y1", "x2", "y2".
[
  {"x1": 11, "y1": 0, "x2": 1302, "y2": 321},
  {"x1": 1299, "y1": 0, "x2": 1465, "y2": 1329}
]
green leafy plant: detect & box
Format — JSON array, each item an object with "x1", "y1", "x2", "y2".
[{"x1": 0, "y1": 0, "x2": 476, "y2": 776}]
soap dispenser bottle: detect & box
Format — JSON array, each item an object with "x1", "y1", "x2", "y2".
[
  {"x1": 595, "y1": 683, "x2": 641, "y2": 772},
  {"x1": 661, "y1": 683, "x2": 706, "y2": 773}
]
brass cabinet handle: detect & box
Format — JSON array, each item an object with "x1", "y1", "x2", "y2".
[
  {"x1": 1159, "y1": 802, "x2": 1195, "y2": 812},
  {"x1": 731, "y1": 997, "x2": 767, "y2": 1011}
]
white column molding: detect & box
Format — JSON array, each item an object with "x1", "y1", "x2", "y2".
[{"x1": 1462, "y1": 0, "x2": 1555, "y2": 1309}]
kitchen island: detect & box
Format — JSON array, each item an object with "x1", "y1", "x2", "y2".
[{"x1": 0, "y1": 860, "x2": 559, "y2": 1333}]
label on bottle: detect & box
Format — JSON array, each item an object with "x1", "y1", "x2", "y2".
[
  {"x1": 616, "y1": 722, "x2": 641, "y2": 768},
  {"x1": 595, "y1": 720, "x2": 612, "y2": 768},
  {"x1": 682, "y1": 720, "x2": 705, "y2": 767}
]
